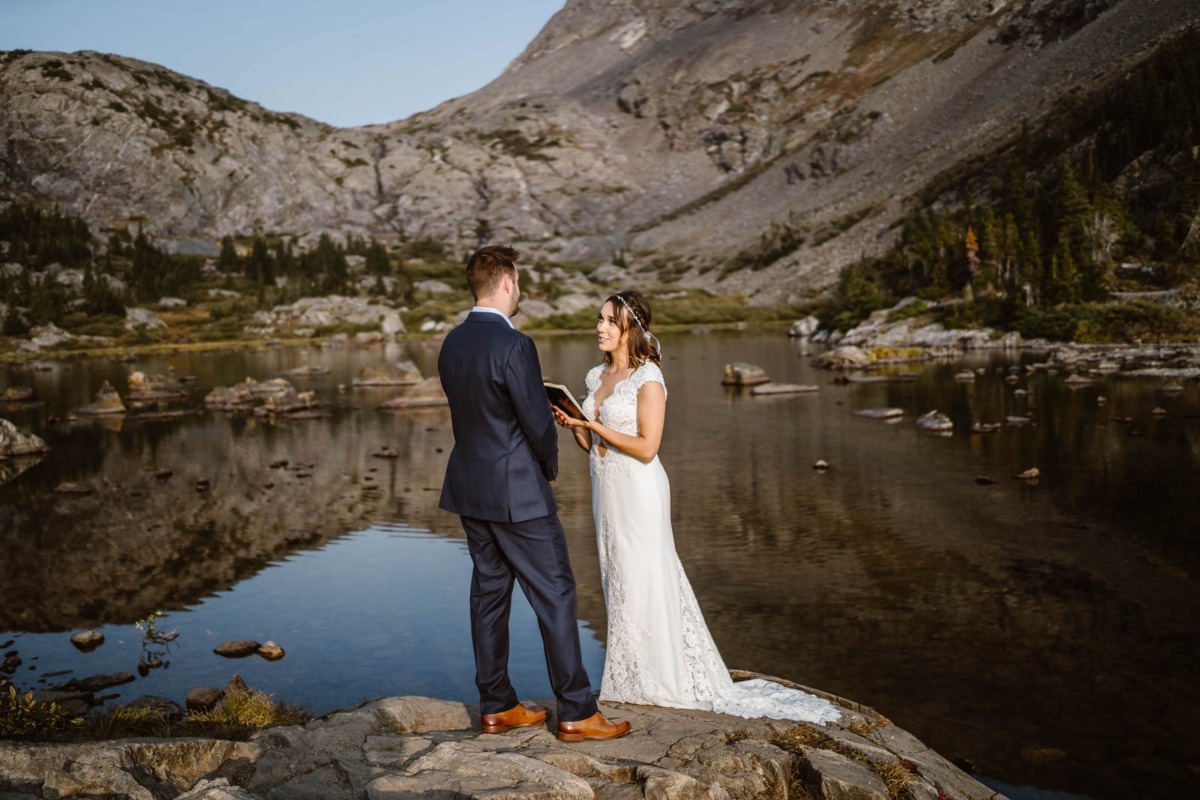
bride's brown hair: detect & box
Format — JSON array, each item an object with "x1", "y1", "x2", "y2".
[{"x1": 603, "y1": 290, "x2": 661, "y2": 368}]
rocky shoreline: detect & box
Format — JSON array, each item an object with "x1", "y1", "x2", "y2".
[{"x1": 0, "y1": 673, "x2": 1005, "y2": 800}]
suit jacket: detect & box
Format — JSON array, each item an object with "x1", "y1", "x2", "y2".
[{"x1": 438, "y1": 311, "x2": 559, "y2": 523}]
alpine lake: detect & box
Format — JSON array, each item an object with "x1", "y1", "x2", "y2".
[{"x1": 1, "y1": 330, "x2": 1196, "y2": 800}]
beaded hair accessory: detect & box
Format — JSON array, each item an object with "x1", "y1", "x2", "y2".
[{"x1": 615, "y1": 293, "x2": 662, "y2": 357}]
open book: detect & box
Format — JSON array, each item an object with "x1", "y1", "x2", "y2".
[{"x1": 544, "y1": 382, "x2": 588, "y2": 421}]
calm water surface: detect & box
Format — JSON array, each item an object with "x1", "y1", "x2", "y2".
[{"x1": 1, "y1": 332, "x2": 1197, "y2": 800}]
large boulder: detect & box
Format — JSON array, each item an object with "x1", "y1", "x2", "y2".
[
  {"x1": 381, "y1": 312, "x2": 406, "y2": 336},
  {"x1": 125, "y1": 307, "x2": 167, "y2": 330},
  {"x1": 789, "y1": 315, "x2": 821, "y2": 338},
  {"x1": 20, "y1": 323, "x2": 74, "y2": 352}
]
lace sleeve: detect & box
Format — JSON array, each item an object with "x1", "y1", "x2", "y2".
[{"x1": 630, "y1": 362, "x2": 667, "y2": 399}]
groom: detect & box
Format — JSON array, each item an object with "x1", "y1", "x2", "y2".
[{"x1": 438, "y1": 244, "x2": 630, "y2": 742}]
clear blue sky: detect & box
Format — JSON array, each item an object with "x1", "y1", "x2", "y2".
[{"x1": 0, "y1": 0, "x2": 565, "y2": 127}]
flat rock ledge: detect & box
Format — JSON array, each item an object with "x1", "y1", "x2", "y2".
[{"x1": 0, "y1": 676, "x2": 1006, "y2": 800}]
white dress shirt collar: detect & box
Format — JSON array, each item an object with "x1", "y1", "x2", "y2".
[{"x1": 471, "y1": 305, "x2": 515, "y2": 329}]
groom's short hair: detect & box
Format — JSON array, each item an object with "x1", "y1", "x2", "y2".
[{"x1": 467, "y1": 244, "x2": 520, "y2": 300}]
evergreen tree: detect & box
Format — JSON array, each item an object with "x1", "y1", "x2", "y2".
[
  {"x1": 218, "y1": 235, "x2": 240, "y2": 273},
  {"x1": 365, "y1": 240, "x2": 390, "y2": 276},
  {"x1": 249, "y1": 237, "x2": 273, "y2": 286}
]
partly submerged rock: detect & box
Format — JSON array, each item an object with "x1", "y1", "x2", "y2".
[
  {"x1": 750, "y1": 383, "x2": 819, "y2": 396},
  {"x1": 214, "y1": 640, "x2": 261, "y2": 658},
  {"x1": 258, "y1": 641, "x2": 285, "y2": 661},
  {"x1": 916, "y1": 410, "x2": 953, "y2": 433},
  {"x1": 69, "y1": 630, "x2": 104, "y2": 651},
  {"x1": 853, "y1": 408, "x2": 904, "y2": 420},
  {"x1": 721, "y1": 362, "x2": 770, "y2": 386},
  {"x1": 76, "y1": 380, "x2": 126, "y2": 415}
]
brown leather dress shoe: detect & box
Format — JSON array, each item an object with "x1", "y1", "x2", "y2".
[
  {"x1": 556, "y1": 710, "x2": 632, "y2": 742},
  {"x1": 480, "y1": 703, "x2": 548, "y2": 734}
]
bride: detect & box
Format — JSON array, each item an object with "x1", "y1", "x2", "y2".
[{"x1": 552, "y1": 290, "x2": 840, "y2": 724}]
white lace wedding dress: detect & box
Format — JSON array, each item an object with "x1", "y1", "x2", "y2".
[{"x1": 582, "y1": 362, "x2": 840, "y2": 724}]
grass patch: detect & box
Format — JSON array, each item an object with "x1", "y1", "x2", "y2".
[
  {"x1": 187, "y1": 685, "x2": 309, "y2": 737},
  {"x1": 83, "y1": 704, "x2": 175, "y2": 740},
  {"x1": 80, "y1": 684, "x2": 310, "y2": 742},
  {"x1": 873, "y1": 760, "x2": 919, "y2": 800}
]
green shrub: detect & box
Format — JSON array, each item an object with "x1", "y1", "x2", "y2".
[
  {"x1": 1075, "y1": 301, "x2": 1195, "y2": 343},
  {"x1": 1, "y1": 681, "x2": 79, "y2": 740},
  {"x1": 1013, "y1": 305, "x2": 1086, "y2": 341}
]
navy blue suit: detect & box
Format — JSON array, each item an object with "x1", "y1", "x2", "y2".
[{"x1": 438, "y1": 310, "x2": 596, "y2": 722}]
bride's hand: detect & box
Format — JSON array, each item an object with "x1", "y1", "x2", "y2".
[{"x1": 552, "y1": 405, "x2": 589, "y2": 430}]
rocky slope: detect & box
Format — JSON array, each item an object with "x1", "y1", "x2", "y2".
[
  {"x1": 2, "y1": 0, "x2": 1198, "y2": 302},
  {"x1": 0, "y1": 685, "x2": 1004, "y2": 800}
]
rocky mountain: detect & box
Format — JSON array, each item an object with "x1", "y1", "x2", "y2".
[{"x1": 2, "y1": 0, "x2": 1198, "y2": 303}]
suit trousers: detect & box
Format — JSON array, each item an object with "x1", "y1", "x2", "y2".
[{"x1": 461, "y1": 513, "x2": 598, "y2": 723}]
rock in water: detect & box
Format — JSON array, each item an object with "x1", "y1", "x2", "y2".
[
  {"x1": 0, "y1": 386, "x2": 35, "y2": 402},
  {"x1": 916, "y1": 410, "x2": 953, "y2": 433},
  {"x1": 853, "y1": 408, "x2": 904, "y2": 420},
  {"x1": 53, "y1": 672, "x2": 135, "y2": 692},
  {"x1": 750, "y1": 383, "x2": 819, "y2": 396},
  {"x1": 70, "y1": 630, "x2": 104, "y2": 651},
  {"x1": 214, "y1": 640, "x2": 261, "y2": 658},
  {"x1": 258, "y1": 641, "x2": 285, "y2": 661},
  {"x1": 0, "y1": 418, "x2": 49, "y2": 457},
  {"x1": 77, "y1": 380, "x2": 126, "y2": 415},
  {"x1": 721, "y1": 362, "x2": 770, "y2": 386}
]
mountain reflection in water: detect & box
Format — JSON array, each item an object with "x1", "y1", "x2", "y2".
[{"x1": 0, "y1": 333, "x2": 1196, "y2": 800}]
